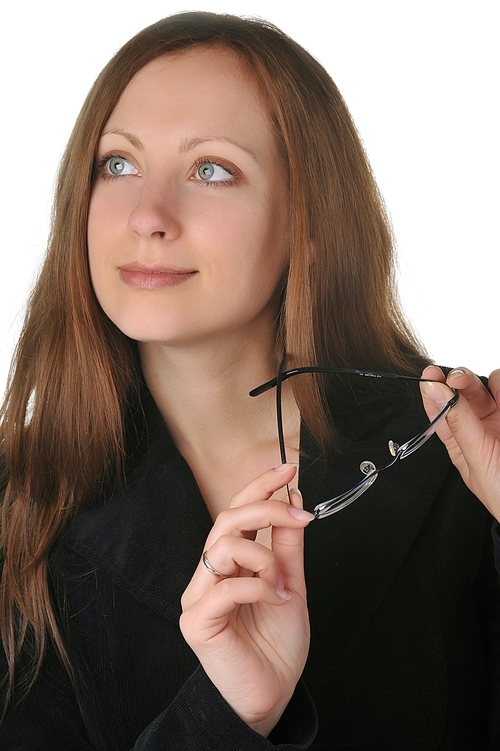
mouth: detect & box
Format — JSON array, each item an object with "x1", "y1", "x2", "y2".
[{"x1": 118, "y1": 263, "x2": 198, "y2": 290}]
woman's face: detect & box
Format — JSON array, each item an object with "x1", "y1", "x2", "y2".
[{"x1": 88, "y1": 48, "x2": 289, "y2": 350}]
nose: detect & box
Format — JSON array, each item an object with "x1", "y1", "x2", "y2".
[{"x1": 127, "y1": 181, "x2": 181, "y2": 241}]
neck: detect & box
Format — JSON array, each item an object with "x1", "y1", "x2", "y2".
[
  {"x1": 140, "y1": 333, "x2": 280, "y2": 455},
  {"x1": 139, "y1": 333, "x2": 299, "y2": 515}
]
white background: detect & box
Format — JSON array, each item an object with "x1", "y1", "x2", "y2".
[{"x1": 1, "y1": 1, "x2": 498, "y2": 396}]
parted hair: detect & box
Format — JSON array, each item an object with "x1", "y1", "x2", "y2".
[{"x1": 0, "y1": 11, "x2": 427, "y2": 710}]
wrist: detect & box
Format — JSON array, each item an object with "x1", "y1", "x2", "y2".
[{"x1": 242, "y1": 694, "x2": 293, "y2": 737}]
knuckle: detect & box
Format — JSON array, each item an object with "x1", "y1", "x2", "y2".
[
  {"x1": 446, "y1": 407, "x2": 462, "y2": 430},
  {"x1": 179, "y1": 610, "x2": 204, "y2": 647},
  {"x1": 215, "y1": 534, "x2": 235, "y2": 557},
  {"x1": 180, "y1": 590, "x2": 192, "y2": 612},
  {"x1": 178, "y1": 611, "x2": 191, "y2": 637},
  {"x1": 214, "y1": 508, "x2": 232, "y2": 528},
  {"x1": 207, "y1": 576, "x2": 233, "y2": 599}
]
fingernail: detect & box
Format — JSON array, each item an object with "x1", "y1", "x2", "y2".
[
  {"x1": 421, "y1": 381, "x2": 448, "y2": 407},
  {"x1": 448, "y1": 368, "x2": 466, "y2": 381},
  {"x1": 275, "y1": 587, "x2": 292, "y2": 600},
  {"x1": 274, "y1": 463, "x2": 294, "y2": 472},
  {"x1": 288, "y1": 506, "x2": 315, "y2": 521},
  {"x1": 289, "y1": 487, "x2": 303, "y2": 501}
]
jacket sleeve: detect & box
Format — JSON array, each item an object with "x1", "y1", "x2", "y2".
[
  {"x1": 134, "y1": 669, "x2": 317, "y2": 751},
  {"x1": 0, "y1": 644, "x2": 317, "y2": 751},
  {"x1": 0, "y1": 548, "x2": 317, "y2": 751}
]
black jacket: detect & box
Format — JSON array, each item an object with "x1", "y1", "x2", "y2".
[{"x1": 1, "y1": 383, "x2": 500, "y2": 750}]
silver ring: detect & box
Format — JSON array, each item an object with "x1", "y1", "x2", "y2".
[{"x1": 202, "y1": 551, "x2": 228, "y2": 578}]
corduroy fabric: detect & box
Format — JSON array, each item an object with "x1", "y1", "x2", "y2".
[{"x1": 1, "y1": 382, "x2": 499, "y2": 750}]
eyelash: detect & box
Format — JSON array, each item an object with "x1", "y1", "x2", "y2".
[
  {"x1": 93, "y1": 153, "x2": 240, "y2": 187},
  {"x1": 191, "y1": 158, "x2": 239, "y2": 188}
]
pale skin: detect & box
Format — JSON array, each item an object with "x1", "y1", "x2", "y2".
[
  {"x1": 88, "y1": 48, "x2": 313, "y2": 737},
  {"x1": 421, "y1": 366, "x2": 500, "y2": 522}
]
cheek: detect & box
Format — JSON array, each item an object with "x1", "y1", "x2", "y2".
[
  {"x1": 87, "y1": 193, "x2": 106, "y2": 264},
  {"x1": 87, "y1": 188, "x2": 130, "y2": 290},
  {"x1": 251, "y1": 197, "x2": 289, "y2": 285},
  {"x1": 214, "y1": 191, "x2": 288, "y2": 269},
  {"x1": 87, "y1": 195, "x2": 116, "y2": 305},
  {"x1": 88, "y1": 189, "x2": 120, "y2": 250}
]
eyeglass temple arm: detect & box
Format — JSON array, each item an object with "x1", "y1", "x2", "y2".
[
  {"x1": 276, "y1": 361, "x2": 293, "y2": 505},
  {"x1": 276, "y1": 360, "x2": 287, "y2": 465},
  {"x1": 249, "y1": 367, "x2": 451, "y2": 398}
]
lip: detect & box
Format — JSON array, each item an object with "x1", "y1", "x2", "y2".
[{"x1": 118, "y1": 263, "x2": 198, "y2": 290}]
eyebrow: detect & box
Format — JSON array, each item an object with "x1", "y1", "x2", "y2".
[
  {"x1": 179, "y1": 136, "x2": 257, "y2": 160},
  {"x1": 100, "y1": 130, "x2": 258, "y2": 162},
  {"x1": 101, "y1": 128, "x2": 144, "y2": 150}
]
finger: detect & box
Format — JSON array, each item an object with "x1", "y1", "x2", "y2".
[
  {"x1": 446, "y1": 367, "x2": 496, "y2": 419},
  {"x1": 209, "y1": 498, "x2": 313, "y2": 542},
  {"x1": 180, "y1": 577, "x2": 291, "y2": 645},
  {"x1": 182, "y1": 536, "x2": 280, "y2": 610},
  {"x1": 205, "y1": 535, "x2": 279, "y2": 582},
  {"x1": 421, "y1": 365, "x2": 446, "y2": 383},
  {"x1": 183, "y1": 499, "x2": 313, "y2": 607},
  {"x1": 268, "y1": 487, "x2": 308, "y2": 594},
  {"x1": 488, "y1": 369, "x2": 500, "y2": 406},
  {"x1": 229, "y1": 464, "x2": 297, "y2": 510},
  {"x1": 420, "y1": 366, "x2": 454, "y2": 432},
  {"x1": 419, "y1": 380, "x2": 464, "y2": 471},
  {"x1": 442, "y1": 392, "x2": 499, "y2": 490},
  {"x1": 421, "y1": 375, "x2": 491, "y2": 477},
  {"x1": 444, "y1": 393, "x2": 487, "y2": 448},
  {"x1": 200, "y1": 464, "x2": 304, "y2": 546}
]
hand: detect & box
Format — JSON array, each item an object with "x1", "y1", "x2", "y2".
[
  {"x1": 420, "y1": 365, "x2": 500, "y2": 521},
  {"x1": 179, "y1": 464, "x2": 314, "y2": 737}
]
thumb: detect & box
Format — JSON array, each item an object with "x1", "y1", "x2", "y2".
[
  {"x1": 421, "y1": 380, "x2": 483, "y2": 464},
  {"x1": 420, "y1": 380, "x2": 455, "y2": 443},
  {"x1": 488, "y1": 369, "x2": 500, "y2": 407}
]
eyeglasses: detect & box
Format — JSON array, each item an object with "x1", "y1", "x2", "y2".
[{"x1": 250, "y1": 366, "x2": 458, "y2": 520}]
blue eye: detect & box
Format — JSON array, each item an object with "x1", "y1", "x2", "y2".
[
  {"x1": 198, "y1": 163, "x2": 215, "y2": 180},
  {"x1": 196, "y1": 161, "x2": 234, "y2": 182},
  {"x1": 106, "y1": 156, "x2": 137, "y2": 176}
]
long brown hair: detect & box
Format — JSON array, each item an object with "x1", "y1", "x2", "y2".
[{"x1": 0, "y1": 11, "x2": 427, "y2": 710}]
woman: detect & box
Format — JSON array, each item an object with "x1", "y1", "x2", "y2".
[{"x1": 0, "y1": 12, "x2": 498, "y2": 750}]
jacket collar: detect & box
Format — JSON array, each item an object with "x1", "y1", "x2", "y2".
[{"x1": 66, "y1": 393, "x2": 213, "y2": 620}]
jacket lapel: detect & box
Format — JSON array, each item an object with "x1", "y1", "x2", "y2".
[
  {"x1": 299, "y1": 385, "x2": 453, "y2": 664},
  {"x1": 67, "y1": 398, "x2": 214, "y2": 622}
]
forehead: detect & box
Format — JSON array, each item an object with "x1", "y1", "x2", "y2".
[{"x1": 105, "y1": 48, "x2": 273, "y2": 149}]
